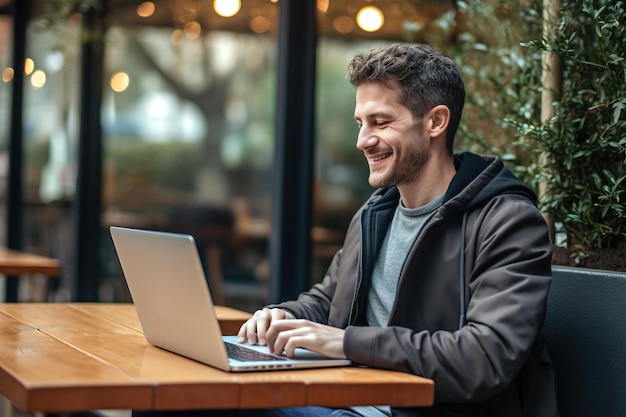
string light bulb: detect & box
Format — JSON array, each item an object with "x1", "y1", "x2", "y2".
[
  {"x1": 356, "y1": 6, "x2": 384, "y2": 32},
  {"x1": 214, "y1": 0, "x2": 241, "y2": 17}
]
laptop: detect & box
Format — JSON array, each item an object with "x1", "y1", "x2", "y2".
[{"x1": 109, "y1": 226, "x2": 351, "y2": 372}]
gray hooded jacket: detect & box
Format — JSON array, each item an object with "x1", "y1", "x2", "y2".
[{"x1": 273, "y1": 152, "x2": 556, "y2": 417}]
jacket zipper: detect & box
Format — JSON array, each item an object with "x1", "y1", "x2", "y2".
[{"x1": 348, "y1": 204, "x2": 375, "y2": 325}]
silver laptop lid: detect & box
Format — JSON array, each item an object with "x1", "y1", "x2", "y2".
[
  {"x1": 110, "y1": 226, "x2": 351, "y2": 372},
  {"x1": 110, "y1": 226, "x2": 231, "y2": 371}
]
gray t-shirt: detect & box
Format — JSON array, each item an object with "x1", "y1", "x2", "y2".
[
  {"x1": 366, "y1": 194, "x2": 444, "y2": 327},
  {"x1": 353, "y1": 193, "x2": 444, "y2": 417}
]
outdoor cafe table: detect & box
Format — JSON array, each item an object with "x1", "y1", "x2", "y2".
[
  {"x1": 0, "y1": 246, "x2": 61, "y2": 277},
  {"x1": 0, "y1": 303, "x2": 434, "y2": 413}
]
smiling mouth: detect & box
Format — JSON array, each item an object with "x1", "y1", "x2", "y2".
[{"x1": 367, "y1": 152, "x2": 392, "y2": 163}]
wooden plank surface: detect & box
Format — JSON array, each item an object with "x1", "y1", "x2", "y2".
[
  {"x1": 304, "y1": 367, "x2": 434, "y2": 407},
  {"x1": 67, "y1": 303, "x2": 252, "y2": 336},
  {"x1": 0, "y1": 303, "x2": 434, "y2": 412},
  {"x1": 0, "y1": 309, "x2": 152, "y2": 412},
  {"x1": 0, "y1": 247, "x2": 61, "y2": 277}
]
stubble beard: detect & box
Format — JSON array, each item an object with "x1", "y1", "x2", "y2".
[{"x1": 367, "y1": 140, "x2": 428, "y2": 189}]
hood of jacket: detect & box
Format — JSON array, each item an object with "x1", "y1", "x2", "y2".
[{"x1": 365, "y1": 152, "x2": 537, "y2": 214}]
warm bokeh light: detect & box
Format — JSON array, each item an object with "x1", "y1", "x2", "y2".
[
  {"x1": 214, "y1": 0, "x2": 241, "y2": 18},
  {"x1": 2, "y1": 67, "x2": 14, "y2": 82},
  {"x1": 250, "y1": 15, "x2": 271, "y2": 33},
  {"x1": 24, "y1": 58, "x2": 34, "y2": 75},
  {"x1": 356, "y1": 6, "x2": 384, "y2": 32},
  {"x1": 333, "y1": 16, "x2": 354, "y2": 34},
  {"x1": 171, "y1": 29, "x2": 184, "y2": 44},
  {"x1": 184, "y1": 21, "x2": 202, "y2": 39},
  {"x1": 30, "y1": 70, "x2": 46, "y2": 88},
  {"x1": 317, "y1": 0, "x2": 329, "y2": 13},
  {"x1": 110, "y1": 72, "x2": 130, "y2": 92},
  {"x1": 137, "y1": 2, "x2": 155, "y2": 18}
]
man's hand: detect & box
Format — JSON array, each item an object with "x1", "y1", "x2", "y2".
[
  {"x1": 265, "y1": 319, "x2": 346, "y2": 359},
  {"x1": 237, "y1": 308, "x2": 293, "y2": 346},
  {"x1": 237, "y1": 308, "x2": 346, "y2": 359}
]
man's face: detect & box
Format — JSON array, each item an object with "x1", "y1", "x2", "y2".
[{"x1": 354, "y1": 81, "x2": 429, "y2": 189}]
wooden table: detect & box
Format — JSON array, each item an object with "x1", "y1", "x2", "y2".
[
  {"x1": 0, "y1": 303, "x2": 434, "y2": 413},
  {"x1": 0, "y1": 247, "x2": 62, "y2": 302},
  {"x1": 0, "y1": 247, "x2": 61, "y2": 277}
]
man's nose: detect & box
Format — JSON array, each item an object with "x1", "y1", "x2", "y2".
[{"x1": 356, "y1": 127, "x2": 378, "y2": 150}]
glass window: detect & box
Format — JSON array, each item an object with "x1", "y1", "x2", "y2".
[
  {"x1": 4, "y1": 0, "x2": 475, "y2": 307},
  {"x1": 0, "y1": 9, "x2": 82, "y2": 302},
  {"x1": 102, "y1": 3, "x2": 278, "y2": 311}
]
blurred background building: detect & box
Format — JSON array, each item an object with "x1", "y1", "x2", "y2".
[{"x1": 0, "y1": 0, "x2": 467, "y2": 310}]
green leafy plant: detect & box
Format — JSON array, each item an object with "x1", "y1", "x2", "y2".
[
  {"x1": 446, "y1": 0, "x2": 545, "y2": 171},
  {"x1": 515, "y1": 0, "x2": 626, "y2": 251},
  {"x1": 448, "y1": 0, "x2": 625, "y2": 261}
]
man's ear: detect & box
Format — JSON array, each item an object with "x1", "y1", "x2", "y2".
[{"x1": 427, "y1": 105, "x2": 450, "y2": 138}]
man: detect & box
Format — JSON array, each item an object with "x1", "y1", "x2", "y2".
[
  {"x1": 237, "y1": 42, "x2": 556, "y2": 417},
  {"x1": 135, "y1": 43, "x2": 556, "y2": 417}
]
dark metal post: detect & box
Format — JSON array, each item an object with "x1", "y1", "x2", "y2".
[
  {"x1": 269, "y1": 0, "x2": 317, "y2": 303},
  {"x1": 4, "y1": 0, "x2": 30, "y2": 302},
  {"x1": 73, "y1": 1, "x2": 106, "y2": 301}
]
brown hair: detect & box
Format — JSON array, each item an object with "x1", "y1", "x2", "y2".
[{"x1": 347, "y1": 43, "x2": 465, "y2": 154}]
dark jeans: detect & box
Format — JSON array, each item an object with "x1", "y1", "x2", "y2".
[{"x1": 131, "y1": 407, "x2": 363, "y2": 417}]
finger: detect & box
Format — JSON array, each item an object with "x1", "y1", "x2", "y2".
[
  {"x1": 237, "y1": 311, "x2": 259, "y2": 342},
  {"x1": 275, "y1": 327, "x2": 316, "y2": 357},
  {"x1": 250, "y1": 308, "x2": 289, "y2": 345},
  {"x1": 238, "y1": 309, "x2": 268, "y2": 345},
  {"x1": 271, "y1": 308, "x2": 289, "y2": 321},
  {"x1": 266, "y1": 319, "x2": 305, "y2": 354},
  {"x1": 267, "y1": 321, "x2": 347, "y2": 359},
  {"x1": 238, "y1": 319, "x2": 261, "y2": 344},
  {"x1": 276, "y1": 331, "x2": 299, "y2": 357},
  {"x1": 237, "y1": 319, "x2": 258, "y2": 345},
  {"x1": 269, "y1": 327, "x2": 294, "y2": 356},
  {"x1": 236, "y1": 322, "x2": 247, "y2": 342},
  {"x1": 255, "y1": 308, "x2": 276, "y2": 345}
]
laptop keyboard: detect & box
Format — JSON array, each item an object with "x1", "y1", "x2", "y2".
[{"x1": 224, "y1": 341, "x2": 287, "y2": 362}]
